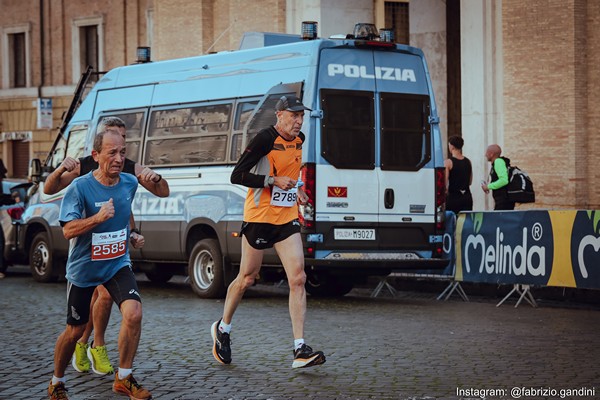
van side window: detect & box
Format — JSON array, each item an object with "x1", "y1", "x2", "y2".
[
  {"x1": 98, "y1": 111, "x2": 146, "y2": 163},
  {"x1": 230, "y1": 88, "x2": 301, "y2": 161},
  {"x1": 245, "y1": 93, "x2": 286, "y2": 134},
  {"x1": 146, "y1": 103, "x2": 231, "y2": 166},
  {"x1": 47, "y1": 124, "x2": 88, "y2": 169},
  {"x1": 235, "y1": 101, "x2": 259, "y2": 130},
  {"x1": 66, "y1": 126, "x2": 87, "y2": 159},
  {"x1": 230, "y1": 100, "x2": 259, "y2": 161},
  {"x1": 380, "y1": 93, "x2": 431, "y2": 170},
  {"x1": 230, "y1": 93, "x2": 294, "y2": 161},
  {"x1": 320, "y1": 89, "x2": 375, "y2": 169}
]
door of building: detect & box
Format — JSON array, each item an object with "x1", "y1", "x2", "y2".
[{"x1": 11, "y1": 140, "x2": 29, "y2": 178}]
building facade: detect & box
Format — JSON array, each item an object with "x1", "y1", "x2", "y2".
[
  {"x1": 462, "y1": 0, "x2": 600, "y2": 210},
  {"x1": 0, "y1": 0, "x2": 598, "y2": 209},
  {"x1": 0, "y1": 0, "x2": 154, "y2": 177}
]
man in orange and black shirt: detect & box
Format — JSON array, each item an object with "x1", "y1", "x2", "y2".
[{"x1": 211, "y1": 95, "x2": 326, "y2": 369}]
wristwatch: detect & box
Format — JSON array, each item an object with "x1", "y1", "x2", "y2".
[{"x1": 267, "y1": 176, "x2": 275, "y2": 186}]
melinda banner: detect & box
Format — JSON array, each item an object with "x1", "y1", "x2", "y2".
[{"x1": 455, "y1": 210, "x2": 600, "y2": 290}]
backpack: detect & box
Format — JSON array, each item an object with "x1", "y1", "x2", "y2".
[{"x1": 506, "y1": 165, "x2": 535, "y2": 203}]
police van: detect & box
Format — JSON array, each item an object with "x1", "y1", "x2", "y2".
[{"x1": 17, "y1": 23, "x2": 448, "y2": 297}]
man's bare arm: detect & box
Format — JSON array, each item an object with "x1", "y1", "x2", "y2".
[
  {"x1": 135, "y1": 164, "x2": 170, "y2": 197},
  {"x1": 44, "y1": 157, "x2": 81, "y2": 195},
  {"x1": 129, "y1": 213, "x2": 136, "y2": 230},
  {"x1": 63, "y1": 198, "x2": 114, "y2": 239}
]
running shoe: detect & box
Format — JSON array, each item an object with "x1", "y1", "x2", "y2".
[
  {"x1": 112, "y1": 373, "x2": 152, "y2": 399},
  {"x1": 71, "y1": 342, "x2": 90, "y2": 373},
  {"x1": 292, "y1": 344, "x2": 326, "y2": 369},
  {"x1": 211, "y1": 319, "x2": 232, "y2": 364},
  {"x1": 48, "y1": 381, "x2": 69, "y2": 399},
  {"x1": 87, "y1": 344, "x2": 114, "y2": 375}
]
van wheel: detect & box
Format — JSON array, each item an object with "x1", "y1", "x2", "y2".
[
  {"x1": 145, "y1": 269, "x2": 174, "y2": 284},
  {"x1": 188, "y1": 239, "x2": 226, "y2": 298},
  {"x1": 305, "y1": 272, "x2": 354, "y2": 297},
  {"x1": 30, "y1": 231, "x2": 58, "y2": 283}
]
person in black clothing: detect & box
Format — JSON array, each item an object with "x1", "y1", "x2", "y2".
[
  {"x1": 481, "y1": 144, "x2": 515, "y2": 210},
  {"x1": 0, "y1": 225, "x2": 5, "y2": 279},
  {"x1": 444, "y1": 135, "x2": 473, "y2": 215},
  {"x1": 0, "y1": 159, "x2": 11, "y2": 278},
  {"x1": 0, "y1": 158, "x2": 7, "y2": 189}
]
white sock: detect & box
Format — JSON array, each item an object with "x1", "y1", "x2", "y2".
[
  {"x1": 219, "y1": 320, "x2": 232, "y2": 334},
  {"x1": 51, "y1": 375, "x2": 66, "y2": 385},
  {"x1": 294, "y1": 338, "x2": 305, "y2": 350},
  {"x1": 118, "y1": 368, "x2": 132, "y2": 380}
]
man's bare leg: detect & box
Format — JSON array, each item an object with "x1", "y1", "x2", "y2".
[
  {"x1": 77, "y1": 289, "x2": 98, "y2": 345},
  {"x1": 273, "y1": 233, "x2": 306, "y2": 339},
  {"x1": 275, "y1": 233, "x2": 325, "y2": 368},
  {"x1": 211, "y1": 237, "x2": 263, "y2": 365},
  {"x1": 90, "y1": 285, "x2": 113, "y2": 346},
  {"x1": 86, "y1": 285, "x2": 115, "y2": 375},
  {"x1": 54, "y1": 324, "x2": 87, "y2": 377},
  {"x1": 222, "y1": 236, "x2": 264, "y2": 324},
  {"x1": 117, "y1": 299, "x2": 142, "y2": 369}
]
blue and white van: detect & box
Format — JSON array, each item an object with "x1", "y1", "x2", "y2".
[{"x1": 14, "y1": 24, "x2": 447, "y2": 297}]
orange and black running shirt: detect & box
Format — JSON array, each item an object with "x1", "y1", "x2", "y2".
[{"x1": 231, "y1": 126, "x2": 304, "y2": 225}]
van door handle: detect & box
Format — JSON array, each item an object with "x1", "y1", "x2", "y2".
[{"x1": 384, "y1": 188, "x2": 394, "y2": 209}]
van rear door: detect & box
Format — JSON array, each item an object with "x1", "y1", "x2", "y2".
[
  {"x1": 317, "y1": 48, "x2": 379, "y2": 250},
  {"x1": 315, "y1": 46, "x2": 435, "y2": 255},
  {"x1": 373, "y1": 51, "x2": 435, "y2": 252}
]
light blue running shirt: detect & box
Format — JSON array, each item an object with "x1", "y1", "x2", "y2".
[{"x1": 59, "y1": 171, "x2": 138, "y2": 287}]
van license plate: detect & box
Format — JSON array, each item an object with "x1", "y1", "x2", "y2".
[{"x1": 334, "y1": 229, "x2": 376, "y2": 240}]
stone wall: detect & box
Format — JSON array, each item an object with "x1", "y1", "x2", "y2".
[
  {"x1": 586, "y1": 0, "x2": 600, "y2": 208},
  {"x1": 503, "y1": 0, "x2": 599, "y2": 208}
]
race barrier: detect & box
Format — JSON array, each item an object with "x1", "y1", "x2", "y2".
[
  {"x1": 455, "y1": 210, "x2": 600, "y2": 306},
  {"x1": 371, "y1": 211, "x2": 466, "y2": 300}
]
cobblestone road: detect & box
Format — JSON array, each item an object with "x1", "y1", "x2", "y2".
[{"x1": 1, "y1": 267, "x2": 599, "y2": 400}]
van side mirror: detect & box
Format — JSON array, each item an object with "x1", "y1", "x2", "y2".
[{"x1": 29, "y1": 159, "x2": 42, "y2": 183}]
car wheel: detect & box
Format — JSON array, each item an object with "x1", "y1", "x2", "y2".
[
  {"x1": 145, "y1": 269, "x2": 174, "y2": 284},
  {"x1": 30, "y1": 231, "x2": 58, "y2": 282},
  {"x1": 188, "y1": 238, "x2": 226, "y2": 298},
  {"x1": 305, "y1": 272, "x2": 354, "y2": 297}
]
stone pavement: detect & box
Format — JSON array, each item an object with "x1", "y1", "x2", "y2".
[{"x1": 1, "y1": 267, "x2": 599, "y2": 400}]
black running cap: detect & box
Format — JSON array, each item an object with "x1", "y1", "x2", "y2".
[{"x1": 275, "y1": 95, "x2": 312, "y2": 112}]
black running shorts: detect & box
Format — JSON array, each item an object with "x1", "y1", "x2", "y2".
[
  {"x1": 66, "y1": 266, "x2": 141, "y2": 326},
  {"x1": 241, "y1": 219, "x2": 301, "y2": 250}
]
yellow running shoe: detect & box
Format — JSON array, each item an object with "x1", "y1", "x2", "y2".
[
  {"x1": 87, "y1": 344, "x2": 114, "y2": 375},
  {"x1": 71, "y1": 342, "x2": 90, "y2": 373},
  {"x1": 113, "y1": 373, "x2": 152, "y2": 399}
]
